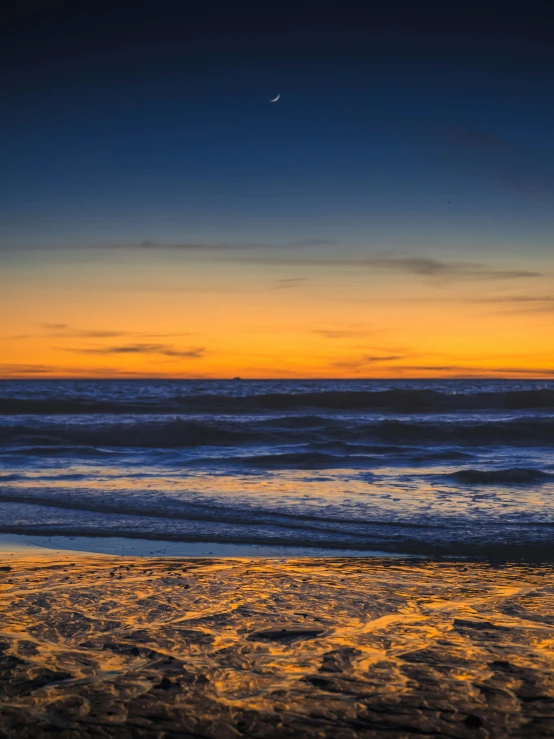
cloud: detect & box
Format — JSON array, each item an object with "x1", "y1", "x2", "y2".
[
  {"x1": 133, "y1": 238, "x2": 335, "y2": 251},
  {"x1": 293, "y1": 238, "x2": 336, "y2": 247},
  {"x1": 0, "y1": 363, "x2": 208, "y2": 379},
  {"x1": 273, "y1": 278, "x2": 307, "y2": 289},
  {"x1": 65, "y1": 330, "x2": 134, "y2": 339},
  {"x1": 443, "y1": 125, "x2": 554, "y2": 195},
  {"x1": 62, "y1": 343, "x2": 206, "y2": 358},
  {"x1": 2, "y1": 237, "x2": 337, "y2": 254},
  {"x1": 348, "y1": 294, "x2": 554, "y2": 312},
  {"x1": 365, "y1": 355, "x2": 404, "y2": 362},
  {"x1": 397, "y1": 365, "x2": 470, "y2": 372},
  {"x1": 38, "y1": 324, "x2": 125, "y2": 338},
  {"x1": 4, "y1": 326, "x2": 198, "y2": 345},
  {"x1": 475, "y1": 295, "x2": 554, "y2": 303},
  {"x1": 133, "y1": 241, "x2": 243, "y2": 251},
  {"x1": 74, "y1": 330, "x2": 193, "y2": 339},
  {"x1": 453, "y1": 126, "x2": 508, "y2": 150},
  {"x1": 225, "y1": 254, "x2": 541, "y2": 281},
  {"x1": 29, "y1": 324, "x2": 194, "y2": 339},
  {"x1": 326, "y1": 358, "x2": 554, "y2": 377},
  {"x1": 332, "y1": 354, "x2": 405, "y2": 369},
  {"x1": 392, "y1": 365, "x2": 554, "y2": 376},
  {"x1": 0, "y1": 363, "x2": 60, "y2": 375},
  {"x1": 313, "y1": 329, "x2": 375, "y2": 339},
  {"x1": 473, "y1": 295, "x2": 554, "y2": 313}
]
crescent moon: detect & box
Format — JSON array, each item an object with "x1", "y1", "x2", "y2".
[{"x1": 270, "y1": 93, "x2": 280, "y2": 103}]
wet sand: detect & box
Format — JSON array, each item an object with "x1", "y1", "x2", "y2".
[{"x1": 0, "y1": 555, "x2": 553, "y2": 738}]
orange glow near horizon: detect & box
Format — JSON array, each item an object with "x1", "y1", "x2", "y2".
[{"x1": 1, "y1": 250, "x2": 552, "y2": 379}]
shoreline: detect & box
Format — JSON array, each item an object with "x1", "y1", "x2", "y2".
[
  {"x1": 3, "y1": 533, "x2": 554, "y2": 564},
  {"x1": 0, "y1": 533, "x2": 408, "y2": 559}
]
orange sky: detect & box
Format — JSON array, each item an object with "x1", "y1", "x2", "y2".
[{"x1": 1, "y1": 248, "x2": 552, "y2": 378}]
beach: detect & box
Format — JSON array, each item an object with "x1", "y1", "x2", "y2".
[{"x1": 1, "y1": 549, "x2": 553, "y2": 738}]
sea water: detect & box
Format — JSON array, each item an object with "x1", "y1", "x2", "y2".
[{"x1": 0, "y1": 379, "x2": 553, "y2": 558}]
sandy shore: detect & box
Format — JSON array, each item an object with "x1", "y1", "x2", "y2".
[{"x1": 0, "y1": 554, "x2": 553, "y2": 738}]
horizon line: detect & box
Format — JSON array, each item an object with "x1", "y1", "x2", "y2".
[{"x1": 0, "y1": 376, "x2": 553, "y2": 382}]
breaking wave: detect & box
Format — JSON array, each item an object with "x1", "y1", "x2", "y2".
[
  {"x1": 0, "y1": 484, "x2": 553, "y2": 559},
  {"x1": 446, "y1": 468, "x2": 554, "y2": 485}
]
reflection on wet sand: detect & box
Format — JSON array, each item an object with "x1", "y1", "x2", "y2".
[{"x1": 0, "y1": 556, "x2": 553, "y2": 737}]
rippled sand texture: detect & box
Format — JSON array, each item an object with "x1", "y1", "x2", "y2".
[{"x1": 1, "y1": 557, "x2": 554, "y2": 738}]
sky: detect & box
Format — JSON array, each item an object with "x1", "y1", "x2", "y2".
[{"x1": 1, "y1": 0, "x2": 553, "y2": 379}]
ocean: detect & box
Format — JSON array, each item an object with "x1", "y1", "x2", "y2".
[{"x1": 0, "y1": 379, "x2": 553, "y2": 559}]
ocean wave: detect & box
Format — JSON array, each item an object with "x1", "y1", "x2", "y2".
[
  {"x1": 2, "y1": 416, "x2": 554, "y2": 448},
  {"x1": 2, "y1": 379, "x2": 553, "y2": 561},
  {"x1": 190, "y1": 451, "x2": 380, "y2": 469},
  {"x1": 0, "y1": 444, "x2": 119, "y2": 458},
  {"x1": 2, "y1": 387, "x2": 554, "y2": 414},
  {"x1": 0, "y1": 419, "x2": 262, "y2": 448},
  {"x1": 369, "y1": 418, "x2": 554, "y2": 446},
  {"x1": 184, "y1": 449, "x2": 472, "y2": 468},
  {"x1": 446, "y1": 468, "x2": 554, "y2": 485},
  {"x1": 0, "y1": 488, "x2": 444, "y2": 533},
  {"x1": 407, "y1": 450, "x2": 475, "y2": 462},
  {"x1": 1, "y1": 483, "x2": 553, "y2": 558}
]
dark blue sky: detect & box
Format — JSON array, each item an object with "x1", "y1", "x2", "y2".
[{"x1": 1, "y1": 0, "x2": 554, "y2": 255}]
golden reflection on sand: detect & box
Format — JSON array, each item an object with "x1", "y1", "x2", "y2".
[{"x1": 0, "y1": 556, "x2": 553, "y2": 737}]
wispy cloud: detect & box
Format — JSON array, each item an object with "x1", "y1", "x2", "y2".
[
  {"x1": 0, "y1": 363, "x2": 138, "y2": 377},
  {"x1": 453, "y1": 126, "x2": 508, "y2": 151},
  {"x1": 69, "y1": 330, "x2": 193, "y2": 339},
  {"x1": 222, "y1": 254, "x2": 541, "y2": 281},
  {"x1": 132, "y1": 237, "x2": 336, "y2": 251},
  {"x1": 444, "y1": 125, "x2": 554, "y2": 196},
  {"x1": 333, "y1": 354, "x2": 405, "y2": 369},
  {"x1": 397, "y1": 365, "x2": 554, "y2": 376},
  {"x1": 62, "y1": 343, "x2": 206, "y2": 358},
  {"x1": 365, "y1": 355, "x2": 405, "y2": 362},
  {"x1": 313, "y1": 329, "x2": 375, "y2": 339},
  {"x1": 477, "y1": 295, "x2": 554, "y2": 303},
  {"x1": 293, "y1": 238, "x2": 336, "y2": 247},
  {"x1": 60, "y1": 330, "x2": 136, "y2": 339},
  {"x1": 5, "y1": 238, "x2": 336, "y2": 253},
  {"x1": 343, "y1": 294, "x2": 554, "y2": 312},
  {"x1": 397, "y1": 365, "x2": 471, "y2": 372},
  {"x1": 0, "y1": 363, "x2": 208, "y2": 379},
  {"x1": 29, "y1": 325, "x2": 193, "y2": 340},
  {"x1": 39, "y1": 323, "x2": 70, "y2": 330},
  {"x1": 327, "y1": 358, "x2": 554, "y2": 376},
  {"x1": 473, "y1": 295, "x2": 554, "y2": 313},
  {"x1": 0, "y1": 363, "x2": 59, "y2": 375},
  {"x1": 273, "y1": 278, "x2": 307, "y2": 289}
]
